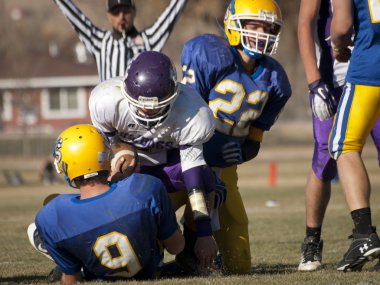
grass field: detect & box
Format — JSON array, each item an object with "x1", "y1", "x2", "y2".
[{"x1": 1, "y1": 145, "x2": 380, "y2": 285}]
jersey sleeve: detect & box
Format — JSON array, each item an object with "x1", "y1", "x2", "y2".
[
  {"x1": 252, "y1": 59, "x2": 292, "y2": 131},
  {"x1": 147, "y1": 177, "x2": 179, "y2": 241},
  {"x1": 142, "y1": 0, "x2": 187, "y2": 52},
  {"x1": 173, "y1": 84, "x2": 215, "y2": 171},
  {"x1": 36, "y1": 206, "x2": 82, "y2": 274},
  {"x1": 174, "y1": 84, "x2": 215, "y2": 146},
  {"x1": 53, "y1": 0, "x2": 105, "y2": 56},
  {"x1": 181, "y1": 34, "x2": 235, "y2": 102},
  {"x1": 89, "y1": 78, "x2": 125, "y2": 135}
]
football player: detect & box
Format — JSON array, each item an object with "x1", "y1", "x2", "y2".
[
  {"x1": 181, "y1": 0, "x2": 291, "y2": 274},
  {"x1": 297, "y1": 0, "x2": 380, "y2": 272},
  {"x1": 29, "y1": 124, "x2": 184, "y2": 283},
  {"x1": 329, "y1": 0, "x2": 380, "y2": 272},
  {"x1": 89, "y1": 51, "x2": 219, "y2": 273}
]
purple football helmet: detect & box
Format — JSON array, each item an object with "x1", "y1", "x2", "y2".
[{"x1": 122, "y1": 51, "x2": 178, "y2": 128}]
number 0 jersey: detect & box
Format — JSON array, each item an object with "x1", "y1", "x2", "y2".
[
  {"x1": 181, "y1": 34, "x2": 291, "y2": 166},
  {"x1": 35, "y1": 174, "x2": 178, "y2": 279}
]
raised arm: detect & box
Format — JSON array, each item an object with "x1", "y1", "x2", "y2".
[
  {"x1": 53, "y1": 0, "x2": 105, "y2": 56},
  {"x1": 142, "y1": 0, "x2": 187, "y2": 51}
]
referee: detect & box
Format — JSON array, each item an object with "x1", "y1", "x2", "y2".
[{"x1": 53, "y1": 0, "x2": 187, "y2": 81}]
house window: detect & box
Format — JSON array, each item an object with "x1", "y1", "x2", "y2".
[
  {"x1": 41, "y1": 87, "x2": 87, "y2": 119},
  {"x1": 1, "y1": 91, "x2": 13, "y2": 122}
]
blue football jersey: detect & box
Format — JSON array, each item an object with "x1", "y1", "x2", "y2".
[
  {"x1": 181, "y1": 34, "x2": 291, "y2": 167},
  {"x1": 35, "y1": 174, "x2": 178, "y2": 280},
  {"x1": 347, "y1": 1, "x2": 380, "y2": 85}
]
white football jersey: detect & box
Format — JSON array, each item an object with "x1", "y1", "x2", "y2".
[
  {"x1": 89, "y1": 77, "x2": 215, "y2": 171},
  {"x1": 314, "y1": 0, "x2": 349, "y2": 88}
]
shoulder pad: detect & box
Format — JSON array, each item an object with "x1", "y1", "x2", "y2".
[{"x1": 182, "y1": 34, "x2": 235, "y2": 71}]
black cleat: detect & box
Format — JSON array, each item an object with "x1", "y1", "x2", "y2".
[
  {"x1": 337, "y1": 229, "x2": 380, "y2": 272},
  {"x1": 298, "y1": 236, "x2": 323, "y2": 271},
  {"x1": 47, "y1": 266, "x2": 62, "y2": 283}
]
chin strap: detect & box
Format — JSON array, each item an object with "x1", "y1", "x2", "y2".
[
  {"x1": 243, "y1": 47, "x2": 263, "y2": 59},
  {"x1": 61, "y1": 161, "x2": 76, "y2": 189}
]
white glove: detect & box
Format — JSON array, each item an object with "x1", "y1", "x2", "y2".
[{"x1": 309, "y1": 79, "x2": 338, "y2": 121}]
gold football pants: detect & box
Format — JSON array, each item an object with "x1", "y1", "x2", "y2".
[{"x1": 213, "y1": 165, "x2": 251, "y2": 274}]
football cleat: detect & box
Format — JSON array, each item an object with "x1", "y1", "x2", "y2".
[
  {"x1": 47, "y1": 265, "x2": 63, "y2": 282},
  {"x1": 27, "y1": 222, "x2": 53, "y2": 260},
  {"x1": 298, "y1": 236, "x2": 323, "y2": 271},
  {"x1": 337, "y1": 229, "x2": 380, "y2": 272}
]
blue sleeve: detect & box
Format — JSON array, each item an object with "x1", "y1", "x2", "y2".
[
  {"x1": 252, "y1": 61, "x2": 292, "y2": 130},
  {"x1": 181, "y1": 34, "x2": 234, "y2": 102},
  {"x1": 36, "y1": 209, "x2": 82, "y2": 275},
  {"x1": 153, "y1": 180, "x2": 179, "y2": 241}
]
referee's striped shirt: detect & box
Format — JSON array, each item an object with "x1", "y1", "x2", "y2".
[{"x1": 54, "y1": 0, "x2": 187, "y2": 82}]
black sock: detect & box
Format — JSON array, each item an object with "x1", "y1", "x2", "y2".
[
  {"x1": 351, "y1": 207, "x2": 373, "y2": 235},
  {"x1": 306, "y1": 226, "x2": 321, "y2": 241}
]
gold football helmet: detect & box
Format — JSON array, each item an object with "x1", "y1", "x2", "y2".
[
  {"x1": 53, "y1": 124, "x2": 111, "y2": 188},
  {"x1": 224, "y1": 0, "x2": 283, "y2": 58}
]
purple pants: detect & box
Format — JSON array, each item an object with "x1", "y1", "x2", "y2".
[
  {"x1": 139, "y1": 150, "x2": 215, "y2": 193},
  {"x1": 312, "y1": 86, "x2": 380, "y2": 181}
]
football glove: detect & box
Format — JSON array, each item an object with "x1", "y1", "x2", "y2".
[
  {"x1": 222, "y1": 140, "x2": 261, "y2": 165},
  {"x1": 222, "y1": 142, "x2": 243, "y2": 164},
  {"x1": 309, "y1": 79, "x2": 338, "y2": 121}
]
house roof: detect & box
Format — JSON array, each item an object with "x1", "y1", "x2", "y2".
[{"x1": 0, "y1": 50, "x2": 99, "y2": 89}]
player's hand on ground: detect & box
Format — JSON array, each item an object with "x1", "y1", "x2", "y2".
[
  {"x1": 194, "y1": 236, "x2": 218, "y2": 273},
  {"x1": 309, "y1": 79, "x2": 338, "y2": 121}
]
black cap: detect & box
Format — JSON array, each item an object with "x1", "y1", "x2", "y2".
[{"x1": 106, "y1": 0, "x2": 135, "y2": 11}]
